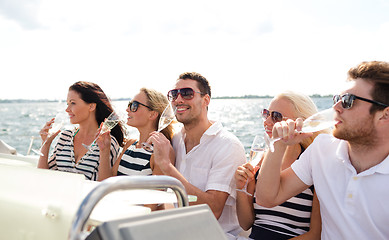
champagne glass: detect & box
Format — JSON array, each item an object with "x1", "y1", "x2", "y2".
[
  {"x1": 237, "y1": 135, "x2": 266, "y2": 196},
  {"x1": 82, "y1": 112, "x2": 120, "y2": 152},
  {"x1": 265, "y1": 108, "x2": 336, "y2": 152},
  {"x1": 33, "y1": 111, "x2": 69, "y2": 156},
  {"x1": 142, "y1": 103, "x2": 177, "y2": 152}
]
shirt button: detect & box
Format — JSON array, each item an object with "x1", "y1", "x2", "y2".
[
  {"x1": 353, "y1": 176, "x2": 358, "y2": 180},
  {"x1": 347, "y1": 193, "x2": 353, "y2": 198}
]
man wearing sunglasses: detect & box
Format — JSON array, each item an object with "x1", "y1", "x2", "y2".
[
  {"x1": 151, "y1": 72, "x2": 246, "y2": 239},
  {"x1": 255, "y1": 61, "x2": 389, "y2": 239}
]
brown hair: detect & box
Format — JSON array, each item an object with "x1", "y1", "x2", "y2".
[
  {"x1": 348, "y1": 61, "x2": 389, "y2": 113},
  {"x1": 178, "y1": 72, "x2": 211, "y2": 98}
]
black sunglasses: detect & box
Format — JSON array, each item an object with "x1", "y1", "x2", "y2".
[
  {"x1": 167, "y1": 88, "x2": 204, "y2": 101},
  {"x1": 333, "y1": 93, "x2": 389, "y2": 109},
  {"x1": 262, "y1": 109, "x2": 284, "y2": 123},
  {"x1": 128, "y1": 100, "x2": 153, "y2": 112}
]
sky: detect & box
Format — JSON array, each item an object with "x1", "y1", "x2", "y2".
[{"x1": 1, "y1": 0, "x2": 389, "y2": 100}]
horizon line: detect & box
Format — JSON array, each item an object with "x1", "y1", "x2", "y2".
[{"x1": 0, "y1": 94, "x2": 334, "y2": 103}]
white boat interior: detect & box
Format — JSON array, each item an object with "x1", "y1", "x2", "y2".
[{"x1": 0, "y1": 147, "x2": 226, "y2": 240}]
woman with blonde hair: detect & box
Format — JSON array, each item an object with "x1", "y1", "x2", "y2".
[
  {"x1": 98, "y1": 88, "x2": 175, "y2": 180},
  {"x1": 235, "y1": 91, "x2": 326, "y2": 239}
]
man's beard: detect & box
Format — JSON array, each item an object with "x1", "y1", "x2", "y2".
[{"x1": 333, "y1": 115, "x2": 377, "y2": 147}]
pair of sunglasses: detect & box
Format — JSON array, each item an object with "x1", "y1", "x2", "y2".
[
  {"x1": 333, "y1": 93, "x2": 389, "y2": 109},
  {"x1": 128, "y1": 100, "x2": 153, "y2": 112},
  {"x1": 167, "y1": 88, "x2": 204, "y2": 101},
  {"x1": 262, "y1": 109, "x2": 283, "y2": 123}
]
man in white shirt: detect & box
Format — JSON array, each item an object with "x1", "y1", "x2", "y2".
[
  {"x1": 256, "y1": 61, "x2": 389, "y2": 239},
  {"x1": 151, "y1": 72, "x2": 246, "y2": 239}
]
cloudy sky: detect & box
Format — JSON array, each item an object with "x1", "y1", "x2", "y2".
[{"x1": 1, "y1": 0, "x2": 389, "y2": 100}]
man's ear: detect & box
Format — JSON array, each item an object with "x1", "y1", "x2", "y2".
[
  {"x1": 379, "y1": 107, "x2": 389, "y2": 121},
  {"x1": 203, "y1": 94, "x2": 211, "y2": 108}
]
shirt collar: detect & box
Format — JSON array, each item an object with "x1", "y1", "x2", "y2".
[
  {"x1": 203, "y1": 121, "x2": 222, "y2": 137},
  {"x1": 178, "y1": 121, "x2": 222, "y2": 142},
  {"x1": 336, "y1": 139, "x2": 389, "y2": 175},
  {"x1": 375, "y1": 155, "x2": 389, "y2": 174},
  {"x1": 335, "y1": 139, "x2": 349, "y2": 161}
]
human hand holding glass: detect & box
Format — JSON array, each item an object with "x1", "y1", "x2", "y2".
[
  {"x1": 33, "y1": 111, "x2": 69, "y2": 156},
  {"x1": 237, "y1": 135, "x2": 266, "y2": 196},
  {"x1": 264, "y1": 108, "x2": 336, "y2": 152},
  {"x1": 142, "y1": 103, "x2": 176, "y2": 152},
  {"x1": 82, "y1": 112, "x2": 121, "y2": 152}
]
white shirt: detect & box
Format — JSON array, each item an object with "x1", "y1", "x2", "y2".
[
  {"x1": 291, "y1": 134, "x2": 389, "y2": 240},
  {"x1": 173, "y1": 121, "x2": 246, "y2": 239}
]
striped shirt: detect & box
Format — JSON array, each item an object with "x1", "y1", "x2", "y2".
[
  {"x1": 117, "y1": 141, "x2": 152, "y2": 176},
  {"x1": 250, "y1": 187, "x2": 314, "y2": 239},
  {"x1": 250, "y1": 147, "x2": 314, "y2": 239},
  {"x1": 48, "y1": 129, "x2": 120, "y2": 181}
]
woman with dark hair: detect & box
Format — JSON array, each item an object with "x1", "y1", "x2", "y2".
[{"x1": 37, "y1": 81, "x2": 124, "y2": 181}]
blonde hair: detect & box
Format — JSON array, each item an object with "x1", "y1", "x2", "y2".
[
  {"x1": 275, "y1": 91, "x2": 328, "y2": 149},
  {"x1": 140, "y1": 88, "x2": 175, "y2": 141}
]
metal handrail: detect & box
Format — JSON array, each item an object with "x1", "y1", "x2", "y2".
[{"x1": 68, "y1": 175, "x2": 189, "y2": 240}]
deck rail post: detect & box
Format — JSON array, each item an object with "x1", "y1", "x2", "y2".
[{"x1": 68, "y1": 175, "x2": 188, "y2": 240}]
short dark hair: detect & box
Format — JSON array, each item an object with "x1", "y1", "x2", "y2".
[
  {"x1": 348, "y1": 61, "x2": 389, "y2": 113},
  {"x1": 178, "y1": 72, "x2": 211, "y2": 98}
]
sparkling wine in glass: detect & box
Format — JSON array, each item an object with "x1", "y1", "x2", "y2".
[
  {"x1": 142, "y1": 103, "x2": 177, "y2": 152},
  {"x1": 82, "y1": 112, "x2": 120, "y2": 152},
  {"x1": 33, "y1": 111, "x2": 69, "y2": 156},
  {"x1": 237, "y1": 135, "x2": 266, "y2": 196},
  {"x1": 265, "y1": 108, "x2": 336, "y2": 152}
]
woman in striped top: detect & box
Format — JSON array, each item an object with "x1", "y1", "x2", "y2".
[
  {"x1": 235, "y1": 91, "x2": 325, "y2": 239},
  {"x1": 98, "y1": 88, "x2": 175, "y2": 180},
  {"x1": 37, "y1": 81, "x2": 124, "y2": 181}
]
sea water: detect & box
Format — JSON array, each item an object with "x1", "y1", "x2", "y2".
[{"x1": 0, "y1": 98, "x2": 332, "y2": 155}]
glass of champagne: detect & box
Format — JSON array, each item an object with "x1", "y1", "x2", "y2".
[
  {"x1": 265, "y1": 107, "x2": 336, "y2": 152},
  {"x1": 142, "y1": 102, "x2": 177, "y2": 152},
  {"x1": 82, "y1": 112, "x2": 121, "y2": 152},
  {"x1": 237, "y1": 135, "x2": 266, "y2": 196},
  {"x1": 33, "y1": 111, "x2": 69, "y2": 156}
]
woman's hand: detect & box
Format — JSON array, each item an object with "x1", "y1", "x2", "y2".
[
  {"x1": 40, "y1": 118, "x2": 61, "y2": 144},
  {"x1": 96, "y1": 122, "x2": 111, "y2": 154},
  {"x1": 235, "y1": 162, "x2": 257, "y2": 190}
]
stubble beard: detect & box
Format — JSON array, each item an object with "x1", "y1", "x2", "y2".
[{"x1": 333, "y1": 115, "x2": 377, "y2": 147}]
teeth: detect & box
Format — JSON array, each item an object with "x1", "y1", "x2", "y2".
[{"x1": 177, "y1": 106, "x2": 188, "y2": 111}]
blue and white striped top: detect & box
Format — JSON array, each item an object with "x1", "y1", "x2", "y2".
[
  {"x1": 117, "y1": 141, "x2": 152, "y2": 176},
  {"x1": 48, "y1": 129, "x2": 120, "y2": 181},
  {"x1": 249, "y1": 146, "x2": 314, "y2": 239},
  {"x1": 250, "y1": 187, "x2": 314, "y2": 238}
]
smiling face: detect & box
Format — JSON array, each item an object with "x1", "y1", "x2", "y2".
[
  {"x1": 263, "y1": 97, "x2": 296, "y2": 138},
  {"x1": 170, "y1": 79, "x2": 209, "y2": 126},
  {"x1": 66, "y1": 90, "x2": 95, "y2": 125}
]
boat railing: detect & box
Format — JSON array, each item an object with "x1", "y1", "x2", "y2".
[{"x1": 68, "y1": 175, "x2": 189, "y2": 240}]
